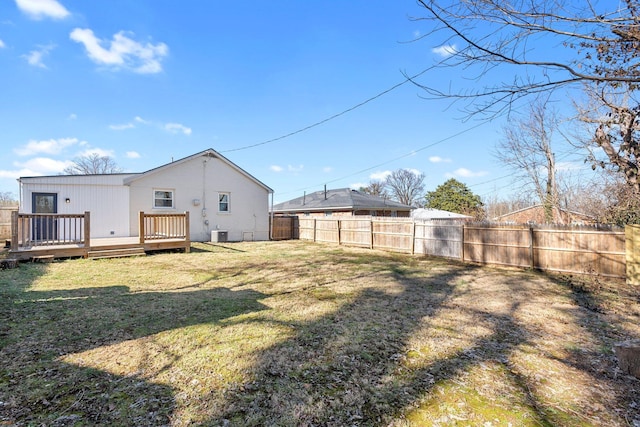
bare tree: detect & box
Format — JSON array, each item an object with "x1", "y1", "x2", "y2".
[
  {"x1": 575, "y1": 86, "x2": 640, "y2": 194},
  {"x1": 63, "y1": 153, "x2": 123, "y2": 175},
  {"x1": 412, "y1": 0, "x2": 640, "y2": 115},
  {"x1": 385, "y1": 169, "x2": 425, "y2": 206},
  {"x1": 359, "y1": 180, "x2": 388, "y2": 198},
  {"x1": 413, "y1": 0, "x2": 640, "y2": 195},
  {"x1": 496, "y1": 98, "x2": 560, "y2": 222},
  {"x1": 0, "y1": 191, "x2": 18, "y2": 206}
]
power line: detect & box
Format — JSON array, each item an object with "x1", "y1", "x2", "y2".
[
  {"x1": 282, "y1": 119, "x2": 490, "y2": 196},
  {"x1": 220, "y1": 67, "x2": 435, "y2": 153}
]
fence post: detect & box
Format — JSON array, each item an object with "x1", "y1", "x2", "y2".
[
  {"x1": 460, "y1": 224, "x2": 465, "y2": 262},
  {"x1": 370, "y1": 219, "x2": 374, "y2": 249},
  {"x1": 529, "y1": 225, "x2": 535, "y2": 269},
  {"x1": 411, "y1": 221, "x2": 416, "y2": 255},
  {"x1": 337, "y1": 219, "x2": 342, "y2": 245},
  {"x1": 313, "y1": 218, "x2": 317, "y2": 242},
  {"x1": 627, "y1": 225, "x2": 640, "y2": 285}
]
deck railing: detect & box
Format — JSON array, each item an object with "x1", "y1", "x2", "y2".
[
  {"x1": 11, "y1": 211, "x2": 90, "y2": 250},
  {"x1": 139, "y1": 211, "x2": 190, "y2": 244}
]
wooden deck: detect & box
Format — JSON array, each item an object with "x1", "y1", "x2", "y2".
[
  {"x1": 9, "y1": 236, "x2": 190, "y2": 260},
  {"x1": 9, "y1": 211, "x2": 190, "y2": 261}
]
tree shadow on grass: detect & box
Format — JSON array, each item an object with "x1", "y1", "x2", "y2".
[
  {"x1": 208, "y1": 262, "x2": 564, "y2": 426},
  {"x1": 0, "y1": 264, "x2": 268, "y2": 425},
  {"x1": 541, "y1": 271, "x2": 640, "y2": 424}
]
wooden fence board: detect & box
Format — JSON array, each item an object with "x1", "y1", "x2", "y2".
[
  {"x1": 626, "y1": 225, "x2": 640, "y2": 285},
  {"x1": 276, "y1": 215, "x2": 627, "y2": 278},
  {"x1": 414, "y1": 221, "x2": 463, "y2": 258}
]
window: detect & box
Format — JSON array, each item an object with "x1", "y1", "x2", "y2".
[
  {"x1": 324, "y1": 211, "x2": 332, "y2": 217},
  {"x1": 218, "y1": 193, "x2": 230, "y2": 213},
  {"x1": 154, "y1": 190, "x2": 174, "y2": 208}
]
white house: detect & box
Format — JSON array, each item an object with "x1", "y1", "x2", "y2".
[{"x1": 18, "y1": 149, "x2": 273, "y2": 242}]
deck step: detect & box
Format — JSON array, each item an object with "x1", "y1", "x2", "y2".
[{"x1": 88, "y1": 247, "x2": 146, "y2": 259}]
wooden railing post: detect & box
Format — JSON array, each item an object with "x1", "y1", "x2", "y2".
[
  {"x1": 10, "y1": 210, "x2": 18, "y2": 251},
  {"x1": 139, "y1": 211, "x2": 145, "y2": 244},
  {"x1": 83, "y1": 211, "x2": 91, "y2": 247},
  {"x1": 184, "y1": 211, "x2": 191, "y2": 253}
]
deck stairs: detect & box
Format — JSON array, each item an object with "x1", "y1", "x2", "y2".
[{"x1": 87, "y1": 247, "x2": 146, "y2": 259}]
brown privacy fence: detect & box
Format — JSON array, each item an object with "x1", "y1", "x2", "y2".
[
  {"x1": 0, "y1": 206, "x2": 18, "y2": 241},
  {"x1": 273, "y1": 216, "x2": 628, "y2": 279}
]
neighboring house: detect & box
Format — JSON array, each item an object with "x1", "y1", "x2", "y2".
[
  {"x1": 17, "y1": 149, "x2": 273, "y2": 242},
  {"x1": 271, "y1": 188, "x2": 414, "y2": 217},
  {"x1": 493, "y1": 204, "x2": 595, "y2": 225},
  {"x1": 411, "y1": 208, "x2": 473, "y2": 221}
]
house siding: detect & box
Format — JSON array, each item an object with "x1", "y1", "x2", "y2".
[
  {"x1": 127, "y1": 155, "x2": 270, "y2": 242},
  {"x1": 19, "y1": 175, "x2": 134, "y2": 238}
]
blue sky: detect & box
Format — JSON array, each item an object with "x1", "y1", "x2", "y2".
[{"x1": 0, "y1": 0, "x2": 596, "y2": 204}]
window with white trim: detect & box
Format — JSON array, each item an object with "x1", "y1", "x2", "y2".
[
  {"x1": 154, "y1": 190, "x2": 174, "y2": 208},
  {"x1": 218, "y1": 192, "x2": 230, "y2": 213}
]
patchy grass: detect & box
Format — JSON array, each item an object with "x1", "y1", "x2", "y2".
[{"x1": 1, "y1": 240, "x2": 639, "y2": 426}]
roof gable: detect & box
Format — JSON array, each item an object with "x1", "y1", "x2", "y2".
[{"x1": 123, "y1": 148, "x2": 273, "y2": 192}]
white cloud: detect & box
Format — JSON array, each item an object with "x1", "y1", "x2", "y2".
[
  {"x1": 126, "y1": 151, "x2": 140, "y2": 159},
  {"x1": 110, "y1": 116, "x2": 191, "y2": 135},
  {"x1": 164, "y1": 123, "x2": 191, "y2": 136},
  {"x1": 322, "y1": 166, "x2": 333, "y2": 173},
  {"x1": 79, "y1": 147, "x2": 114, "y2": 158},
  {"x1": 14, "y1": 137, "x2": 81, "y2": 156},
  {"x1": 0, "y1": 40, "x2": 5, "y2": 49},
  {"x1": 350, "y1": 182, "x2": 367, "y2": 190},
  {"x1": 109, "y1": 122, "x2": 135, "y2": 131},
  {"x1": 370, "y1": 170, "x2": 392, "y2": 181},
  {"x1": 68, "y1": 113, "x2": 77, "y2": 120},
  {"x1": 15, "y1": 0, "x2": 70, "y2": 20},
  {"x1": 556, "y1": 161, "x2": 583, "y2": 171},
  {"x1": 448, "y1": 168, "x2": 488, "y2": 178},
  {"x1": 432, "y1": 44, "x2": 457, "y2": 57},
  {"x1": 288, "y1": 164, "x2": 304, "y2": 173},
  {"x1": 22, "y1": 43, "x2": 55, "y2": 68},
  {"x1": 270, "y1": 165, "x2": 283, "y2": 172},
  {"x1": 69, "y1": 28, "x2": 168, "y2": 74},
  {"x1": 429, "y1": 156, "x2": 451, "y2": 163},
  {"x1": 14, "y1": 157, "x2": 73, "y2": 175}
]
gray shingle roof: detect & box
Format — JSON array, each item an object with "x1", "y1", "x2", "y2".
[{"x1": 272, "y1": 188, "x2": 413, "y2": 213}]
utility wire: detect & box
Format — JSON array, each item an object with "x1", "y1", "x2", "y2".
[
  {"x1": 220, "y1": 67, "x2": 434, "y2": 153},
  {"x1": 283, "y1": 119, "x2": 490, "y2": 196}
]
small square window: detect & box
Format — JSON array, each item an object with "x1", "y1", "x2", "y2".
[
  {"x1": 219, "y1": 193, "x2": 230, "y2": 212},
  {"x1": 154, "y1": 190, "x2": 174, "y2": 208}
]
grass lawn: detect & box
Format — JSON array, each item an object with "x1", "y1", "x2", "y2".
[{"x1": 1, "y1": 240, "x2": 639, "y2": 426}]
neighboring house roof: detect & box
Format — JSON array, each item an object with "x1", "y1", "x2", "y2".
[
  {"x1": 493, "y1": 204, "x2": 594, "y2": 224},
  {"x1": 271, "y1": 188, "x2": 413, "y2": 213},
  {"x1": 123, "y1": 148, "x2": 273, "y2": 193},
  {"x1": 411, "y1": 208, "x2": 473, "y2": 220}
]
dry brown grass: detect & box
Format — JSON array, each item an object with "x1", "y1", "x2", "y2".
[{"x1": 1, "y1": 240, "x2": 639, "y2": 426}]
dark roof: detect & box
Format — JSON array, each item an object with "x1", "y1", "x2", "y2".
[{"x1": 272, "y1": 188, "x2": 413, "y2": 213}]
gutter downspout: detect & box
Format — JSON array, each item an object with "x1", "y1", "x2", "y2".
[{"x1": 270, "y1": 192, "x2": 274, "y2": 240}]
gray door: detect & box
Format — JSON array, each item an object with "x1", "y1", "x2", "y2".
[{"x1": 32, "y1": 193, "x2": 58, "y2": 241}]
